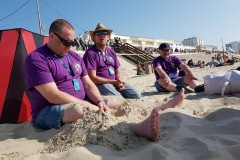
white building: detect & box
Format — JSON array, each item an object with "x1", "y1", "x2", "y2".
[
  {"x1": 83, "y1": 32, "x2": 196, "y2": 52},
  {"x1": 182, "y1": 37, "x2": 204, "y2": 46},
  {"x1": 225, "y1": 41, "x2": 240, "y2": 53}
]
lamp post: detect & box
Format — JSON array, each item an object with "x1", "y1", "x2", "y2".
[
  {"x1": 220, "y1": 38, "x2": 226, "y2": 64},
  {"x1": 36, "y1": 0, "x2": 43, "y2": 35},
  {"x1": 221, "y1": 38, "x2": 224, "y2": 52}
]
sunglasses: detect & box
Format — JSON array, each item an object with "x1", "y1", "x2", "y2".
[
  {"x1": 53, "y1": 32, "x2": 76, "y2": 47},
  {"x1": 94, "y1": 31, "x2": 109, "y2": 36}
]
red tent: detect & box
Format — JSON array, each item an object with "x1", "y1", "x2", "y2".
[{"x1": 0, "y1": 28, "x2": 48, "y2": 123}]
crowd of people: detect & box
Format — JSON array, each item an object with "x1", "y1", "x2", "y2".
[
  {"x1": 24, "y1": 19, "x2": 210, "y2": 143},
  {"x1": 187, "y1": 51, "x2": 236, "y2": 69}
]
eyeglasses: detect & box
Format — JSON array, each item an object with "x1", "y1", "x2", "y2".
[
  {"x1": 53, "y1": 32, "x2": 76, "y2": 47},
  {"x1": 94, "y1": 31, "x2": 109, "y2": 36}
]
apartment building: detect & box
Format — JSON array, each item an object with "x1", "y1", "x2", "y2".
[{"x1": 182, "y1": 37, "x2": 204, "y2": 46}]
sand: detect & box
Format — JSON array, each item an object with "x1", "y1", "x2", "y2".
[{"x1": 1, "y1": 52, "x2": 240, "y2": 160}]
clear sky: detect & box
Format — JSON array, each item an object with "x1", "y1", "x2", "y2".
[{"x1": 1, "y1": 0, "x2": 239, "y2": 49}]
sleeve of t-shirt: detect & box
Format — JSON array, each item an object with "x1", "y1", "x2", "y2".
[
  {"x1": 111, "y1": 49, "x2": 120, "y2": 69},
  {"x1": 152, "y1": 57, "x2": 161, "y2": 69},
  {"x1": 24, "y1": 53, "x2": 54, "y2": 89},
  {"x1": 83, "y1": 50, "x2": 97, "y2": 70}
]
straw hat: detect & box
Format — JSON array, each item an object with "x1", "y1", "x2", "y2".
[{"x1": 89, "y1": 23, "x2": 113, "y2": 41}]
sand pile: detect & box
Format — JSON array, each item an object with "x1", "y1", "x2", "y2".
[{"x1": 42, "y1": 101, "x2": 151, "y2": 153}]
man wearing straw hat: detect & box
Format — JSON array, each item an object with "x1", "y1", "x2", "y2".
[{"x1": 83, "y1": 23, "x2": 141, "y2": 99}]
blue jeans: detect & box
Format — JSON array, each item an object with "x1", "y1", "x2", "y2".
[
  {"x1": 97, "y1": 82, "x2": 141, "y2": 99},
  {"x1": 155, "y1": 77, "x2": 185, "y2": 92}
]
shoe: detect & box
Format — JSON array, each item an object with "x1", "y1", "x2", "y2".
[
  {"x1": 194, "y1": 84, "x2": 205, "y2": 93},
  {"x1": 176, "y1": 85, "x2": 184, "y2": 92},
  {"x1": 176, "y1": 85, "x2": 194, "y2": 93}
]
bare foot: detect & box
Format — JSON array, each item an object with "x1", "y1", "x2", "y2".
[
  {"x1": 131, "y1": 108, "x2": 160, "y2": 142},
  {"x1": 157, "y1": 88, "x2": 185, "y2": 111}
]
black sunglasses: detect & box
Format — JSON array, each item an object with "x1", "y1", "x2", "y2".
[
  {"x1": 53, "y1": 32, "x2": 76, "y2": 47},
  {"x1": 94, "y1": 31, "x2": 109, "y2": 36}
]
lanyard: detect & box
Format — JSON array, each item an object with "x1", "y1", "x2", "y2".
[
  {"x1": 98, "y1": 50, "x2": 108, "y2": 62},
  {"x1": 54, "y1": 54, "x2": 75, "y2": 77}
]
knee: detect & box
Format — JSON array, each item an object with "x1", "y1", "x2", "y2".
[
  {"x1": 183, "y1": 75, "x2": 191, "y2": 84},
  {"x1": 62, "y1": 105, "x2": 84, "y2": 123},
  {"x1": 157, "y1": 79, "x2": 167, "y2": 88}
]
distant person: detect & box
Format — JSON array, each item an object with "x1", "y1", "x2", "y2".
[
  {"x1": 83, "y1": 23, "x2": 141, "y2": 99},
  {"x1": 136, "y1": 60, "x2": 144, "y2": 75},
  {"x1": 200, "y1": 61, "x2": 205, "y2": 68},
  {"x1": 187, "y1": 59, "x2": 194, "y2": 67},
  {"x1": 152, "y1": 43, "x2": 205, "y2": 93},
  {"x1": 217, "y1": 52, "x2": 224, "y2": 64},
  {"x1": 206, "y1": 57, "x2": 222, "y2": 68}
]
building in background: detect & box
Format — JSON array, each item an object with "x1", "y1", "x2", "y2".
[
  {"x1": 182, "y1": 37, "x2": 204, "y2": 46},
  {"x1": 82, "y1": 32, "x2": 222, "y2": 53},
  {"x1": 197, "y1": 45, "x2": 217, "y2": 52},
  {"x1": 83, "y1": 32, "x2": 196, "y2": 52},
  {"x1": 225, "y1": 41, "x2": 240, "y2": 53}
]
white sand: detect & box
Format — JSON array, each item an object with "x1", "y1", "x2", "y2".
[{"x1": 1, "y1": 52, "x2": 240, "y2": 160}]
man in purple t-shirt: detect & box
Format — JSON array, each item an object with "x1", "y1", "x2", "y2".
[
  {"x1": 24, "y1": 19, "x2": 110, "y2": 129},
  {"x1": 83, "y1": 23, "x2": 141, "y2": 99},
  {"x1": 152, "y1": 43, "x2": 204, "y2": 93}
]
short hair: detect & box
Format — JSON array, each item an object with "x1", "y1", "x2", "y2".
[{"x1": 49, "y1": 19, "x2": 74, "y2": 35}]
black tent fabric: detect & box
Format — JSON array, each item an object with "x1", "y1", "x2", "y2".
[{"x1": 0, "y1": 28, "x2": 49, "y2": 123}]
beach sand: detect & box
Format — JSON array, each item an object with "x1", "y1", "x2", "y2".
[{"x1": 1, "y1": 52, "x2": 240, "y2": 160}]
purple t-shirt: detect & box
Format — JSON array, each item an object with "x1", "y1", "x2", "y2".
[
  {"x1": 24, "y1": 44, "x2": 88, "y2": 120},
  {"x1": 83, "y1": 45, "x2": 120, "y2": 80},
  {"x1": 152, "y1": 56, "x2": 182, "y2": 80}
]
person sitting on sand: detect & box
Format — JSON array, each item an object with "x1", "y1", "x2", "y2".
[
  {"x1": 194, "y1": 60, "x2": 201, "y2": 67},
  {"x1": 136, "y1": 60, "x2": 145, "y2": 75},
  {"x1": 152, "y1": 43, "x2": 205, "y2": 93},
  {"x1": 24, "y1": 19, "x2": 186, "y2": 142},
  {"x1": 83, "y1": 23, "x2": 141, "y2": 99},
  {"x1": 187, "y1": 59, "x2": 194, "y2": 67},
  {"x1": 206, "y1": 57, "x2": 222, "y2": 68}
]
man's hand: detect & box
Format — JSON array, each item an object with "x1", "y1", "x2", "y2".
[
  {"x1": 97, "y1": 101, "x2": 110, "y2": 112},
  {"x1": 113, "y1": 79, "x2": 125, "y2": 91}
]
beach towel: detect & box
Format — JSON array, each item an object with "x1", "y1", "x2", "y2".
[{"x1": 203, "y1": 70, "x2": 240, "y2": 96}]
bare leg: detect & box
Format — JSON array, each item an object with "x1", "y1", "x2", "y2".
[
  {"x1": 184, "y1": 75, "x2": 200, "y2": 89},
  {"x1": 104, "y1": 96, "x2": 126, "y2": 109},
  {"x1": 157, "y1": 79, "x2": 177, "y2": 92},
  {"x1": 131, "y1": 108, "x2": 160, "y2": 142},
  {"x1": 156, "y1": 88, "x2": 185, "y2": 111}
]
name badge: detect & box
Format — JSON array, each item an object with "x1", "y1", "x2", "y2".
[
  {"x1": 73, "y1": 79, "x2": 80, "y2": 91},
  {"x1": 108, "y1": 67, "x2": 115, "y2": 75},
  {"x1": 169, "y1": 73, "x2": 175, "y2": 79}
]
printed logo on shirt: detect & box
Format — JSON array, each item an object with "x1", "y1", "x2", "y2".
[
  {"x1": 74, "y1": 63, "x2": 82, "y2": 74},
  {"x1": 108, "y1": 56, "x2": 114, "y2": 62}
]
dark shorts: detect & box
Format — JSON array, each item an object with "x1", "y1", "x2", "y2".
[
  {"x1": 34, "y1": 104, "x2": 65, "y2": 129},
  {"x1": 154, "y1": 77, "x2": 185, "y2": 92}
]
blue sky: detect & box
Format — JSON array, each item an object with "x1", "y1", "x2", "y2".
[{"x1": 0, "y1": 0, "x2": 239, "y2": 49}]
